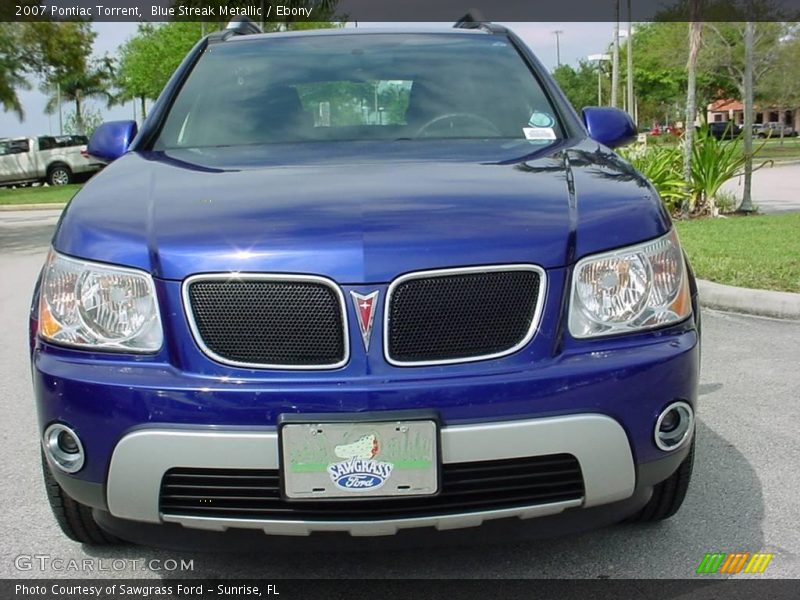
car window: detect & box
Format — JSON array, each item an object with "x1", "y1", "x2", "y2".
[
  {"x1": 7, "y1": 139, "x2": 30, "y2": 154},
  {"x1": 38, "y1": 136, "x2": 56, "y2": 150},
  {"x1": 53, "y1": 135, "x2": 87, "y2": 147},
  {"x1": 155, "y1": 33, "x2": 561, "y2": 148},
  {"x1": 295, "y1": 80, "x2": 413, "y2": 127}
]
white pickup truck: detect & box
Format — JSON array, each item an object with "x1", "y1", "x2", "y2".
[{"x1": 0, "y1": 135, "x2": 103, "y2": 187}]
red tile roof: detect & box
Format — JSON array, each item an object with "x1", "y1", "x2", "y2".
[{"x1": 708, "y1": 99, "x2": 743, "y2": 112}]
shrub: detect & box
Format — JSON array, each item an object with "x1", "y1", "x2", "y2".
[
  {"x1": 619, "y1": 143, "x2": 688, "y2": 212},
  {"x1": 620, "y1": 128, "x2": 769, "y2": 217},
  {"x1": 689, "y1": 128, "x2": 770, "y2": 215}
]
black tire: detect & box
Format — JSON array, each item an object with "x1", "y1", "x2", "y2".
[
  {"x1": 47, "y1": 164, "x2": 72, "y2": 186},
  {"x1": 41, "y1": 452, "x2": 121, "y2": 545},
  {"x1": 628, "y1": 439, "x2": 694, "y2": 523}
]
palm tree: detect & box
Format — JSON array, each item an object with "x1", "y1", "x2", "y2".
[
  {"x1": 682, "y1": 4, "x2": 702, "y2": 217},
  {"x1": 0, "y1": 23, "x2": 29, "y2": 120},
  {"x1": 43, "y1": 56, "x2": 115, "y2": 134}
]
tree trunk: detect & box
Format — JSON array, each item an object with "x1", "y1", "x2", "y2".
[
  {"x1": 683, "y1": 16, "x2": 702, "y2": 217},
  {"x1": 740, "y1": 22, "x2": 756, "y2": 213},
  {"x1": 75, "y1": 91, "x2": 83, "y2": 135},
  {"x1": 611, "y1": 0, "x2": 620, "y2": 108},
  {"x1": 626, "y1": 0, "x2": 634, "y2": 119},
  {"x1": 140, "y1": 96, "x2": 147, "y2": 120}
]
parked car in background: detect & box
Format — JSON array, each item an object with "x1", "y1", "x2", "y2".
[
  {"x1": 649, "y1": 124, "x2": 682, "y2": 137},
  {"x1": 707, "y1": 121, "x2": 741, "y2": 139},
  {"x1": 753, "y1": 122, "x2": 797, "y2": 138},
  {"x1": 0, "y1": 135, "x2": 102, "y2": 187}
]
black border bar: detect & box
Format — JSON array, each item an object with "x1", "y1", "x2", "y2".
[
  {"x1": 4, "y1": 579, "x2": 800, "y2": 600},
  {"x1": 4, "y1": 0, "x2": 800, "y2": 23}
]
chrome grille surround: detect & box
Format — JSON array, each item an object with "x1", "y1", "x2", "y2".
[
  {"x1": 384, "y1": 264, "x2": 547, "y2": 367},
  {"x1": 182, "y1": 273, "x2": 349, "y2": 370}
]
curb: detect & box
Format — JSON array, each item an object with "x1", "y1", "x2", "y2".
[
  {"x1": 698, "y1": 279, "x2": 800, "y2": 320},
  {"x1": 0, "y1": 203, "x2": 67, "y2": 212}
]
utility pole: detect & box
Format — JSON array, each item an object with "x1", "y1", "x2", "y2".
[
  {"x1": 611, "y1": 0, "x2": 620, "y2": 108},
  {"x1": 552, "y1": 30, "x2": 564, "y2": 67},
  {"x1": 741, "y1": 21, "x2": 756, "y2": 212},
  {"x1": 626, "y1": 0, "x2": 634, "y2": 118}
]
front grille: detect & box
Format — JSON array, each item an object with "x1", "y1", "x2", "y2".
[
  {"x1": 185, "y1": 277, "x2": 346, "y2": 368},
  {"x1": 159, "y1": 454, "x2": 583, "y2": 520},
  {"x1": 386, "y1": 267, "x2": 543, "y2": 365}
]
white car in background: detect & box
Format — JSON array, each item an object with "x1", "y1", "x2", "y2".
[
  {"x1": 753, "y1": 122, "x2": 797, "y2": 138},
  {"x1": 0, "y1": 135, "x2": 103, "y2": 187}
]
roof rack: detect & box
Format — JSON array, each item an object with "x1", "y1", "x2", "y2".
[
  {"x1": 208, "y1": 16, "x2": 263, "y2": 42},
  {"x1": 226, "y1": 16, "x2": 262, "y2": 35},
  {"x1": 453, "y1": 11, "x2": 507, "y2": 34}
]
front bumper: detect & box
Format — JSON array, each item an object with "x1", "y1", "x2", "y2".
[
  {"x1": 35, "y1": 322, "x2": 698, "y2": 537},
  {"x1": 45, "y1": 413, "x2": 694, "y2": 538},
  {"x1": 107, "y1": 414, "x2": 634, "y2": 535}
]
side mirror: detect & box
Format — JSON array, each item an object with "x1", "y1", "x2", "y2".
[
  {"x1": 581, "y1": 107, "x2": 637, "y2": 148},
  {"x1": 88, "y1": 120, "x2": 138, "y2": 162}
]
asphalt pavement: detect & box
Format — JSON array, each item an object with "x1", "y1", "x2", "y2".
[
  {"x1": 722, "y1": 162, "x2": 800, "y2": 213},
  {"x1": 1, "y1": 209, "x2": 798, "y2": 579}
]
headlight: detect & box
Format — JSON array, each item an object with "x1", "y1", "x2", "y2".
[
  {"x1": 38, "y1": 251, "x2": 162, "y2": 352},
  {"x1": 569, "y1": 229, "x2": 691, "y2": 338}
]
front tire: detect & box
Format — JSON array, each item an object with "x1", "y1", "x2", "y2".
[
  {"x1": 47, "y1": 165, "x2": 72, "y2": 186},
  {"x1": 41, "y1": 452, "x2": 120, "y2": 545},
  {"x1": 628, "y1": 439, "x2": 694, "y2": 523}
]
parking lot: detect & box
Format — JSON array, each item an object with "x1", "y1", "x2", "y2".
[{"x1": 1, "y1": 209, "x2": 798, "y2": 579}]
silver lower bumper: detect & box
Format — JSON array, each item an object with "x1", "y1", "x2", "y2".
[{"x1": 107, "y1": 414, "x2": 636, "y2": 536}]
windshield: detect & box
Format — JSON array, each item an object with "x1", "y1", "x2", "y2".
[{"x1": 154, "y1": 33, "x2": 562, "y2": 149}]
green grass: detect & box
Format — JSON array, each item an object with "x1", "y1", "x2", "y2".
[
  {"x1": 675, "y1": 213, "x2": 800, "y2": 293},
  {"x1": 0, "y1": 184, "x2": 81, "y2": 205},
  {"x1": 751, "y1": 137, "x2": 800, "y2": 161},
  {"x1": 648, "y1": 136, "x2": 800, "y2": 161}
]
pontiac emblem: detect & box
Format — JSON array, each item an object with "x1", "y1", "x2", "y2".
[{"x1": 350, "y1": 291, "x2": 379, "y2": 351}]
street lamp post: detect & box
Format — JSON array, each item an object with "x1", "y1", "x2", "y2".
[
  {"x1": 552, "y1": 30, "x2": 564, "y2": 67},
  {"x1": 588, "y1": 54, "x2": 611, "y2": 106}
]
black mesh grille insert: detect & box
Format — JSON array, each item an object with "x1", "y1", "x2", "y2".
[
  {"x1": 159, "y1": 454, "x2": 583, "y2": 520},
  {"x1": 387, "y1": 269, "x2": 541, "y2": 364},
  {"x1": 187, "y1": 279, "x2": 345, "y2": 367}
]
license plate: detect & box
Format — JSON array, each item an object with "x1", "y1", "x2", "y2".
[{"x1": 280, "y1": 419, "x2": 439, "y2": 499}]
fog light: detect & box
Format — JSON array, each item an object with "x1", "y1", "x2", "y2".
[
  {"x1": 659, "y1": 410, "x2": 679, "y2": 433},
  {"x1": 44, "y1": 424, "x2": 85, "y2": 473},
  {"x1": 654, "y1": 402, "x2": 693, "y2": 451}
]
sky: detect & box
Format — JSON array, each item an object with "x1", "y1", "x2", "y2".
[{"x1": 0, "y1": 21, "x2": 617, "y2": 138}]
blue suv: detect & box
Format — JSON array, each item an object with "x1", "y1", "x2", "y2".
[{"x1": 31, "y1": 20, "x2": 699, "y2": 545}]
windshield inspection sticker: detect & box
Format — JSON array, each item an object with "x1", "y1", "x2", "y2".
[
  {"x1": 523, "y1": 127, "x2": 557, "y2": 141},
  {"x1": 529, "y1": 111, "x2": 556, "y2": 128}
]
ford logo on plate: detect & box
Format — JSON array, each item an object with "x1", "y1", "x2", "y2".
[{"x1": 328, "y1": 458, "x2": 394, "y2": 492}]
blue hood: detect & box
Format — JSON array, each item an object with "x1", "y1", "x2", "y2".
[{"x1": 54, "y1": 139, "x2": 670, "y2": 282}]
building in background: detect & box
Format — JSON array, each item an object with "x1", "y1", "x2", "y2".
[{"x1": 707, "y1": 99, "x2": 799, "y2": 130}]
